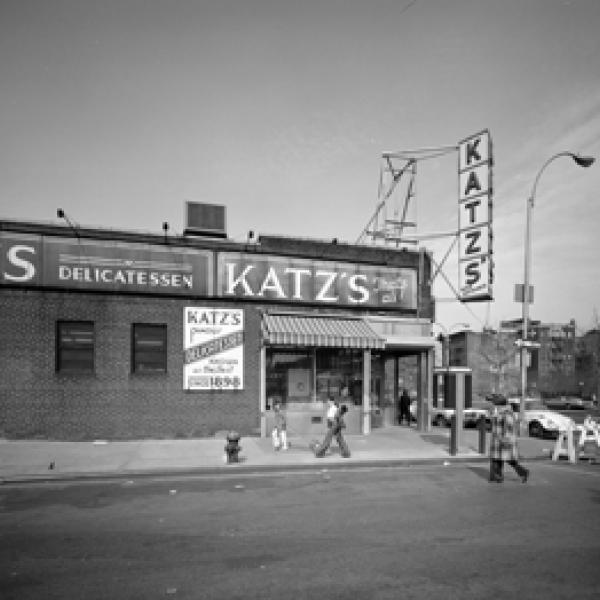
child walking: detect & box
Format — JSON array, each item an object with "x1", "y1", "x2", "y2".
[{"x1": 272, "y1": 402, "x2": 289, "y2": 450}]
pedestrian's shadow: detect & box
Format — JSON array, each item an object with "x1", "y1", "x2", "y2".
[{"x1": 467, "y1": 465, "x2": 490, "y2": 481}]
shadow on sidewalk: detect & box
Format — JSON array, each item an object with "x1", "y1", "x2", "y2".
[{"x1": 419, "y1": 433, "x2": 451, "y2": 447}]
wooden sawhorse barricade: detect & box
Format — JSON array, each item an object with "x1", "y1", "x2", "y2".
[{"x1": 552, "y1": 417, "x2": 600, "y2": 464}]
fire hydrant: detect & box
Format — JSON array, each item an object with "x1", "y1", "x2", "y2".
[{"x1": 224, "y1": 431, "x2": 242, "y2": 463}]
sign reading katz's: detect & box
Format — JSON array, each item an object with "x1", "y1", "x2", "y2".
[
  {"x1": 457, "y1": 129, "x2": 494, "y2": 302},
  {"x1": 183, "y1": 307, "x2": 244, "y2": 391},
  {"x1": 217, "y1": 253, "x2": 417, "y2": 309}
]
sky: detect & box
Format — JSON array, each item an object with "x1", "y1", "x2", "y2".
[{"x1": 1, "y1": 0, "x2": 599, "y2": 334}]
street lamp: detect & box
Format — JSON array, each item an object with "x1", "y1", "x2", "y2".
[{"x1": 519, "y1": 151, "x2": 595, "y2": 431}]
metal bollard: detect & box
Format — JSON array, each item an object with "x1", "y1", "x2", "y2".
[
  {"x1": 450, "y1": 415, "x2": 458, "y2": 456},
  {"x1": 224, "y1": 431, "x2": 242, "y2": 463},
  {"x1": 478, "y1": 416, "x2": 487, "y2": 454}
]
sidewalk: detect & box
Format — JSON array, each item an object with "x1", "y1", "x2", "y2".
[{"x1": 0, "y1": 426, "x2": 555, "y2": 483}]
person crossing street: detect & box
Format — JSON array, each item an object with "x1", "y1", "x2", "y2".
[{"x1": 489, "y1": 401, "x2": 529, "y2": 483}]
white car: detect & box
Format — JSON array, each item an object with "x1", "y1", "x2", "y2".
[
  {"x1": 505, "y1": 398, "x2": 575, "y2": 438},
  {"x1": 522, "y1": 407, "x2": 575, "y2": 439}
]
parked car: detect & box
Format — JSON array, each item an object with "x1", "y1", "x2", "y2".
[
  {"x1": 507, "y1": 397, "x2": 541, "y2": 412},
  {"x1": 430, "y1": 406, "x2": 489, "y2": 428},
  {"x1": 506, "y1": 397, "x2": 575, "y2": 437},
  {"x1": 485, "y1": 393, "x2": 507, "y2": 405},
  {"x1": 564, "y1": 397, "x2": 586, "y2": 410},
  {"x1": 544, "y1": 396, "x2": 586, "y2": 410}
]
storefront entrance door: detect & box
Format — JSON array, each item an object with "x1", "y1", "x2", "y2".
[{"x1": 371, "y1": 352, "x2": 421, "y2": 427}]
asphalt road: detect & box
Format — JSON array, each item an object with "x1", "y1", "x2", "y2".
[{"x1": 1, "y1": 461, "x2": 599, "y2": 600}]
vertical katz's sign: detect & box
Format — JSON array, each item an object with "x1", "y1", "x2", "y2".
[
  {"x1": 458, "y1": 130, "x2": 494, "y2": 302},
  {"x1": 183, "y1": 307, "x2": 244, "y2": 391}
]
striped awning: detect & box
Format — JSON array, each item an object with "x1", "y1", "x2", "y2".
[{"x1": 263, "y1": 314, "x2": 385, "y2": 349}]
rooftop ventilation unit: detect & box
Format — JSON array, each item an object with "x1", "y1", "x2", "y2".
[{"x1": 184, "y1": 202, "x2": 227, "y2": 238}]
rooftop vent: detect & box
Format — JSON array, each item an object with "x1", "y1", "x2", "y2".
[{"x1": 184, "y1": 202, "x2": 227, "y2": 238}]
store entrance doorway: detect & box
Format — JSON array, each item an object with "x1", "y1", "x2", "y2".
[{"x1": 371, "y1": 352, "x2": 421, "y2": 428}]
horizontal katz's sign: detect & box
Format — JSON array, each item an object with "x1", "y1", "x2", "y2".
[
  {"x1": 184, "y1": 307, "x2": 244, "y2": 391},
  {"x1": 217, "y1": 253, "x2": 417, "y2": 309}
]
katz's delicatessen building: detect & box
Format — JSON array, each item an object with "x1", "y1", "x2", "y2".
[{"x1": 0, "y1": 205, "x2": 436, "y2": 440}]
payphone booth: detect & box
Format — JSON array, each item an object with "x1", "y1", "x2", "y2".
[{"x1": 433, "y1": 367, "x2": 472, "y2": 453}]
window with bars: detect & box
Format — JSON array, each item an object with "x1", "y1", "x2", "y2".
[
  {"x1": 132, "y1": 323, "x2": 167, "y2": 373},
  {"x1": 56, "y1": 321, "x2": 95, "y2": 373}
]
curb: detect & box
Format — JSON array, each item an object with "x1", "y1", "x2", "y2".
[{"x1": 0, "y1": 454, "x2": 551, "y2": 485}]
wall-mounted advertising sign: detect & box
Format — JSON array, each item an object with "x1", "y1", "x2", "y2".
[
  {"x1": 0, "y1": 233, "x2": 213, "y2": 296},
  {"x1": 183, "y1": 307, "x2": 244, "y2": 391},
  {"x1": 217, "y1": 253, "x2": 418, "y2": 310},
  {"x1": 458, "y1": 129, "x2": 494, "y2": 302}
]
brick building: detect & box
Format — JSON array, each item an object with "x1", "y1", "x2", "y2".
[
  {"x1": 446, "y1": 319, "x2": 584, "y2": 401},
  {"x1": 0, "y1": 210, "x2": 436, "y2": 440},
  {"x1": 576, "y1": 329, "x2": 600, "y2": 400},
  {"x1": 447, "y1": 329, "x2": 520, "y2": 401},
  {"x1": 500, "y1": 318, "x2": 577, "y2": 397}
]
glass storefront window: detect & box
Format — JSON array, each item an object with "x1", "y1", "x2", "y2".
[
  {"x1": 266, "y1": 347, "x2": 364, "y2": 408},
  {"x1": 316, "y1": 348, "x2": 363, "y2": 406},
  {"x1": 266, "y1": 349, "x2": 312, "y2": 408},
  {"x1": 265, "y1": 345, "x2": 427, "y2": 433}
]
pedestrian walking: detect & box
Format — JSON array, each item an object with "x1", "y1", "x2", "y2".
[
  {"x1": 489, "y1": 402, "x2": 529, "y2": 483},
  {"x1": 334, "y1": 404, "x2": 351, "y2": 458},
  {"x1": 326, "y1": 396, "x2": 339, "y2": 427},
  {"x1": 315, "y1": 404, "x2": 351, "y2": 458},
  {"x1": 271, "y1": 402, "x2": 289, "y2": 450},
  {"x1": 311, "y1": 397, "x2": 339, "y2": 455},
  {"x1": 399, "y1": 388, "x2": 412, "y2": 426}
]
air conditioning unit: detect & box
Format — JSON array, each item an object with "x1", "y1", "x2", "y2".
[{"x1": 184, "y1": 202, "x2": 227, "y2": 238}]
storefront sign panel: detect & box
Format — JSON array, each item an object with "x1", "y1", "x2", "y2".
[
  {"x1": 0, "y1": 232, "x2": 42, "y2": 285},
  {"x1": 183, "y1": 307, "x2": 244, "y2": 390},
  {"x1": 459, "y1": 256, "x2": 493, "y2": 300},
  {"x1": 217, "y1": 253, "x2": 418, "y2": 309},
  {"x1": 458, "y1": 193, "x2": 491, "y2": 232},
  {"x1": 0, "y1": 233, "x2": 213, "y2": 296}
]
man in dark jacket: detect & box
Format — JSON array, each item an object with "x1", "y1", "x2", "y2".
[{"x1": 399, "y1": 389, "x2": 412, "y2": 426}]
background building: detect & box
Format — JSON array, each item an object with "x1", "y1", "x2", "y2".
[
  {"x1": 500, "y1": 318, "x2": 577, "y2": 397},
  {"x1": 576, "y1": 328, "x2": 600, "y2": 401},
  {"x1": 447, "y1": 329, "x2": 520, "y2": 402},
  {"x1": 446, "y1": 318, "x2": 589, "y2": 401}
]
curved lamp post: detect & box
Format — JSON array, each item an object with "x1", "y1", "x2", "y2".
[{"x1": 519, "y1": 152, "x2": 595, "y2": 431}]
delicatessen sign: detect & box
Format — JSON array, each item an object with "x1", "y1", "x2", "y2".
[
  {"x1": 183, "y1": 307, "x2": 244, "y2": 391},
  {"x1": 0, "y1": 233, "x2": 212, "y2": 295}
]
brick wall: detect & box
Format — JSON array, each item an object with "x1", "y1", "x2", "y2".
[{"x1": 0, "y1": 289, "x2": 261, "y2": 440}]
